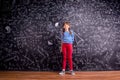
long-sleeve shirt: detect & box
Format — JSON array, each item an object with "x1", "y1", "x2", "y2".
[{"x1": 61, "y1": 30, "x2": 74, "y2": 44}]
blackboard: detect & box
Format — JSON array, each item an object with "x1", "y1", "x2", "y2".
[{"x1": 0, "y1": 0, "x2": 120, "y2": 71}]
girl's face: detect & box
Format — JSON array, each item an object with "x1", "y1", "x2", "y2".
[{"x1": 64, "y1": 23, "x2": 70, "y2": 30}]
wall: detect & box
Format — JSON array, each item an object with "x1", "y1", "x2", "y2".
[{"x1": 0, "y1": 0, "x2": 120, "y2": 71}]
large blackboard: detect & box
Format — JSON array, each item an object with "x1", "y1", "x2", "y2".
[{"x1": 0, "y1": 0, "x2": 120, "y2": 71}]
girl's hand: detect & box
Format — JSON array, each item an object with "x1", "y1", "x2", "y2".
[
  {"x1": 60, "y1": 47, "x2": 62, "y2": 53},
  {"x1": 60, "y1": 42, "x2": 63, "y2": 53}
]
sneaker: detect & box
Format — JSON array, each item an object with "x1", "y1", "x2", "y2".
[
  {"x1": 59, "y1": 71, "x2": 65, "y2": 75},
  {"x1": 70, "y1": 71, "x2": 75, "y2": 75}
]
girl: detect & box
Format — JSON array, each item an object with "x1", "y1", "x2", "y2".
[{"x1": 59, "y1": 22, "x2": 75, "y2": 75}]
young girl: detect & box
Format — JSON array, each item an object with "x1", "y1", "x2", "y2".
[{"x1": 59, "y1": 22, "x2": 75, "y2": 75}]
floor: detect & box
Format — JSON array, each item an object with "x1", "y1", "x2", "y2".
[{"x1": 0, "y1": 71, "x2": 120, "y2": 80}]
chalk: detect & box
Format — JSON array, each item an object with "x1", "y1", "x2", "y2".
[{"x1": 5, "y1": 26, "x2": 11, "y2": 33}]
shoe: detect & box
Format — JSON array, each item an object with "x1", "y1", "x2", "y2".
[
  {"x1": 59, "y1": 71, "x2": 65, "y2": 75},
  {"x1": 70, "y1": 70, "x2": 75, "y2": 75}
]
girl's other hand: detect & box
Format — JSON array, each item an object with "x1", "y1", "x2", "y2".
[{"x1": 60, "y1": 47, "x2": 62, "y2": 53}]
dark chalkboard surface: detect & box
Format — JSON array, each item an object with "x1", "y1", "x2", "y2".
[{"x1": 0, "y1": 0, "x2": 120, "y2": 71}]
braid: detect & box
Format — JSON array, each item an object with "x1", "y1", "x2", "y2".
[{"x1": 69, "y1": 28, "x2": 72, "y2": 35}]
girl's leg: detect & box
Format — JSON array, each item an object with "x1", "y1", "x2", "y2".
[
  {"x1": 62, "y1": 44, "x2": 67, "y2": 70},
  {"x1": 67, "y1": 44, "x2": 73, "y2": 70},
  {"x1": 67, "y1": 44, "x2": 75, "y2": 75}
]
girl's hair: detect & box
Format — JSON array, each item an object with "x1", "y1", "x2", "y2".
[{"x1": 62, "y1": 22, "x2": 72, "y2": 35}]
